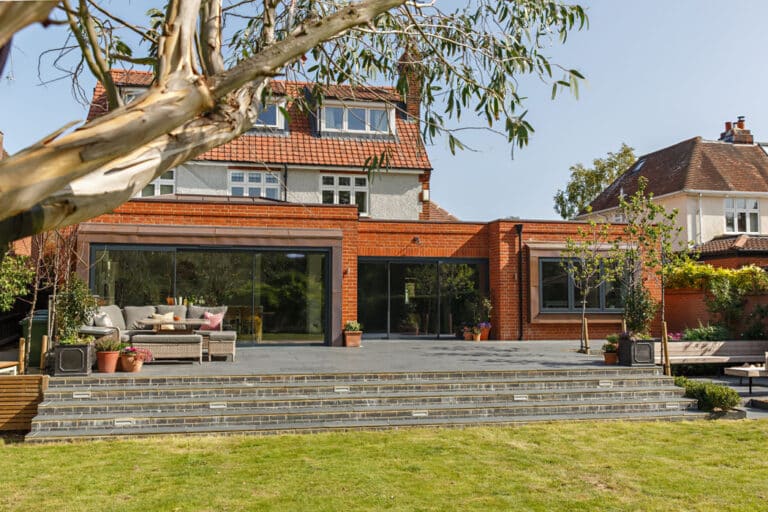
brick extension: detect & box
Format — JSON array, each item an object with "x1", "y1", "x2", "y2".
[{"x1": 82, "y1": 197, "x2": 638, "y2": 343}]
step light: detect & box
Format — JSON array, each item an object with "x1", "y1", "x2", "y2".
[
  {"x1": 114, "y1": 418, "x2": 135, "y2": 427},
  {"x1": 598, "y1": 380, "x2": 613, "y2": 388},
  {"x1": 513, "y1": 395, "x2": 529, "y2": 401},
  {"x1": 72, "y1": 391, "x2": 92, "y2": 399},
  {"x1": 412, "y1": 410, "x2": 429, "y2": 417},
  {"x1": 666, "y1": 403, "x2": 680, "y2": 409},
  {"x1": 334, "y1": 386, "x2": 350, "y2": 393},
  {"x1": 209, "y1": 402, "x2": 228, "y2": 409}
]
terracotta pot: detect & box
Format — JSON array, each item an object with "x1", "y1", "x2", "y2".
[
  {"x1": 480, "y1": 327, "x2": 491, "y2": 340},
  {"x1": 344, "y1": 331, "x2": 362, "y2": 348},
  {"x1": 463, "y1": 331, "x2": 473, "y2": 341},
  {"x1": 96, "y1": 351, "x2": 120, "y2": 373},
  {"x1": 473, "y1": 333, "x2": 482, "y2": 342},
  {"x1": 603, "y1": 352, "x2": 618, "y2": 365},
  {"x1": 120, "y1": 355, "x2": 143, "y2": 372}
]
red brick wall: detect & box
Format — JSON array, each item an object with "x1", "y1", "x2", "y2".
[
  {"x1": 86, "y1": 199, "x2": 651, "y2": 341},
  {"x1": 701, "y1": 255, "x2": 768, "y2": 269}
]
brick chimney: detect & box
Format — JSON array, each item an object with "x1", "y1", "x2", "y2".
[
  {"x1": 397, "y1": 48, "x2": 423, "y2": 122},
  {"x1": 0, "y1": 130, "x2": 5, "y2": 160},
  {"x1": 719, "y1": 116, "x2": 754, "y2": 144}
]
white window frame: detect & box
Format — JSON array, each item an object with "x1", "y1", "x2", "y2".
[
  {"x1": 228, "y1": 170, "x2": 281, "y2": 200},
  {"x1": 724, "y1": 197, "x2": 759, "y2": 234},
  {"x1": 121, "y1": 87, "x2": 147, "y2": 105},
  {"x1": 320, "y1": 174, "x2": 369, "y2": 215},
  {"x1": 247, "y1": 100, "x2": 286, "y2": 131},
  {"x1": 319, "y1": 101, "x2": 395, "y2": 135},
  {"x1": 140, "y1": 169, "x2": 176, "y2": 197}
]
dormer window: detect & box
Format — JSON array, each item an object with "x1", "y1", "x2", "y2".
[
  {"x1": 320, "y1": 102, "x2": 393, "y2": 135},
  {"x1": 121, "y1": 87, "x2": 146, "y2": 105},
  {"x1": 247, "y1": 101, "x2": 286, "y2": 132}
]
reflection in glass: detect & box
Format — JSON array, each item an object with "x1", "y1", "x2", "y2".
[
  {"x1": 94, "y1": 249, "x2": 174, "y2": 306},
  {"x1": 541, "y1": 260, "x2": 569, "y2": 309}
]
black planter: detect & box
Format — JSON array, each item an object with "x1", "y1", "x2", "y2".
[
  {"x1": 53, "y1": 343, "x2": 94, "y2": 376},
  {"x1": 618, "y1": 337, "x2": 656, "y2": 367}
]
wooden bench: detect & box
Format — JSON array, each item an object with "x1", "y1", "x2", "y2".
[
  {"x1": 653, "y1": 340, "x2": 768, "y2": 365},
  {"x1": 0, "y1": 375, "x2": 48, "y2": 432}
]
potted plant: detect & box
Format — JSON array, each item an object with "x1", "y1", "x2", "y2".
[
  {"x1": 617, "y1": 331, "x2": 655, "y2": 367},
  {"x1": 477, "y1": 321, "x2": 492, "y2": 341},
  {"x1": 602, "y1": 334, "x2": 618, "y2": 365},
  {"x1": 343, "y1": 320, "x2": 363, "y2": 347},
  {"x1": 480, "y1": 298, "x2": 493, "y2": 340},
  {"x1": 52, "y1": 276, "x2": 98, "y2": 376},
  {"x1": 120, "y1": 346, "x2": 153, "y2": 372},
  {"x1": 471, "y1": 325, "x2": 482, "y2": 342},
  {"x1": 94, "y1": 336, "x2": 122, "y2": 373}
]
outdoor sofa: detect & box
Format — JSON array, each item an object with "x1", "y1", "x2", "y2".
[{"x1": 79, "y1": 304, "x2": 237, "y2": 361}]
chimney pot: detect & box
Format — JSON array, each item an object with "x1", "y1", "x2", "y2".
[
  {"x1": 725, "y1": 121, "x2": 732, "y2": 131},
  {"x1": 737, "y1": 116, "x2": 745, "y2": 129}
]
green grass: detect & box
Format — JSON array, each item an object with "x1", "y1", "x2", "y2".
[{"x1": 2, "y1": 421, "x2": 768, "y2": 511}]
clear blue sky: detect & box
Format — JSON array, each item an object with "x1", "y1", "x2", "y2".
[{"x1": 2, "y1": 1, "x2": 768, "y2": 221}]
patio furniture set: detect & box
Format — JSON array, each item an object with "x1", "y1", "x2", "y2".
[{"x1": 80, "y1": 304, "x2": 237, "y2": 364}]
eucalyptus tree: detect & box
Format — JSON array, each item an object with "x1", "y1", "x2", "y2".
[{"x1": 0, "y1": 0, "x2": 587, "y2": 244}]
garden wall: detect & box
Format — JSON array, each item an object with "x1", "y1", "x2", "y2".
[{"x1": 665, "y1": 288, "x2": 768, "y2": 336}]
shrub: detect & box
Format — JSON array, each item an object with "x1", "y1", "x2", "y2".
[
  {"x1": 674, "y1": 376, "x2": 741, "y2": 411},
  {"x1": 742, "y1": 304, "x2": 768, "y2": 340},
  {"x1": 682, "y1": 324, "x2": 730, "y2": 341}
]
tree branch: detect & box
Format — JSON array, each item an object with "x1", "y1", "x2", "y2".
[
  {"x1": 200, "y1": 0, "x2": 224, "y2": 75},
  {"x1": 0, "y1": 1, "x2": 57, "y2": 48}
]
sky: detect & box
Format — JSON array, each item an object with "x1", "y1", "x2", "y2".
[{"x1": 2, "y1": 1, "x2": 768, "y2": 222}]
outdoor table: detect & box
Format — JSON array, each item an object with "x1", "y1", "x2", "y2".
[
  {"x1": 724, "y1": 365, "x2": 767, "y2": 395},
  {"x1": 137, "y1": 318, "x2": 210, "y2": 333}
]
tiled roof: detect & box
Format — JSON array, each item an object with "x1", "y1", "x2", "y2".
[
  {"x1": 426, "y1": 201, "x2": 458, "y2": 221},
  {"x1": 588, "y1": 136, "x2": 768, "y2": 213},
  {"x1": 87, "y1": 70, "x2": 431, "y2": 170},
  {"x1": 696, "y1": 234, "x2": 768, "y2": 256}
]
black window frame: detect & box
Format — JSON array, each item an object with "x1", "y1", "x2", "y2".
[{"x1": 539, "y1": 257, "x2": 623, "y2": 313}]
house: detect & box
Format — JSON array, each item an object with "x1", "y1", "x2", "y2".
[
  {"x1": 583, "y1": 118, "x2": 768, "y2": 260},
  {"x1": 75, "y1": 70, "x2": 632, "y2": 346}
]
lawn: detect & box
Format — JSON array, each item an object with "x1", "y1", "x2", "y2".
[{"x1": 2, "y1": 420, "x2": 768, "y2": 511}]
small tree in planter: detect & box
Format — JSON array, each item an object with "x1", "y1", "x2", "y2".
[
  {"x1": 343, "y1": 321, "x2": 363, "y2": 348},
  {"x1": 53, "y1": 276, "x2": 98, "y2": 376},
  {"x1": 562, "y1": 220, "x2": 623, "y2": 353}
]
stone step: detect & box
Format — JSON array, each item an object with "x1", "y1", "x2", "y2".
[
  {"x1": 36, "y1": 387, "x2": 686, "y2": 417},
  {"x1": 46, "y1": 367, "x2": 663, "y2": 389},
  {"x1": 30, "y1": 397, "x2": 696, "y2": 433},
  {"x1": 42, "y1": 375, "x2": 676, "y2": 401},
  {"x1": 25, "y1": 408, "x2": 707, "y2": 443}
]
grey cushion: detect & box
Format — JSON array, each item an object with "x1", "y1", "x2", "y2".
[
  {"x1": 123, "y1": 305, "x2": 156, "y2": 329},
  {"x1": 99, "y1": 305, "x2": 126, "y2": 331},
  {"x1": 155, "y1": 304, "x2": 187, "y2": 318},
  {"x1": 79, "y1": 326, "x2": 117, "y2": 337},
  {"x1": 196, "y1": 330, "x2": 237, "y2": 342},
  {"x1": 120, "y1": 329, "x2": 155, "y2": 343},
  {"x1": 187, "y1": 305, "x2": 228, "y2": 319}
]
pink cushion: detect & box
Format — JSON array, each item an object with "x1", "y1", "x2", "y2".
[{"x1": 200, "y1": 311, "x2": 224, "y2": 331}]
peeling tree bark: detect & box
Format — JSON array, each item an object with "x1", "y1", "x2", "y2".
[{"x1": 0, "y1": 0, "x2": 407, "y2": 245}]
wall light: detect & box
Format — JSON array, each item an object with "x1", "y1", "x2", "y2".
[{"x1": 412, "y1": 236, "x2": 421, "y2": 244}]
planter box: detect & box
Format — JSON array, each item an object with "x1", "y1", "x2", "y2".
[
  {"x1": 53, "y1": 343, "x2": 94, "y2": 376},
  {"x1": 619, "y1": 338, "x2": 656, "y2": 367},
  {"x1": 344, "y1": 331, "x2": 362, "y2": 348}
]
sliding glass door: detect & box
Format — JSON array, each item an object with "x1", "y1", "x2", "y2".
[
  {"x1": 358, "y1": 258, "x2": 488, "y2": 339},
  {"x1": 92, "y1": 246, "x2": 328, "y2": 344}
]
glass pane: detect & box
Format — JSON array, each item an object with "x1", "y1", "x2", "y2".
[
  {"x1": 390, "y1": 263, "x2": 438, "y2": 336},
  {"x1": 322, "y1": 190, "x2": 334, "y2": 204},
  {"x1": 439, "y1": 263, "x2": 487, "y2": 336},
  {"x1": 338, "y1": 177, "x2": 351, "y2": 187},
  {"x1": 574, "y1": 280, "x2": 600, "y2": 309},
  {"x1": 541, "y1": 260, "x2": 569, "y2": 309},
  {"x1": 348, "y1": 108, "x2": 366, "y2": 131},
  {"x1": 370, "y1": 109, "x2": 388, "y2": 132},
  {"x1": 93, "y1": 249, "x2": 174, "y2": 306},
  {"x1": 177, "y1": 251, "x2": 253, "y2": 341},
  {"x1": 248, "y1": 173, "x2": 261, "y2": 183},
  {"x1": 231, "y1": 172, "x2": 244, "y2": 183},
  {"x1": 265, "y1": 174, "x2": 278, "y2": 184},
  {"x1": 231, "y1": 186, "x2": 244, "y2": 196},
  {"x1": 322, "y1": 176, "x2": 334, "y2": 186},
  {"x1": 159, "y1": 184, "x2": 174, "y2": 195},
  {"x1": 749, "y1": 212, "x2": 759, "y2": 232},
  {"x1": 738, "y1": 212, "x2": 747, "y2": 232},
  {"x1": 325, "y1": 107, "x2": 343, "y2": 130},
  {"x1": 338, "y1": 190, "x2": 351, "y2": 205},
  {"x1": 725, "y1": 211, "x2": 735, "y2": 232},
  {"x1": 257, "y1": 104, "x2": 277, "y2": 126},
  {"x1": 258, "y1": 252, "x2": 326, "y2": 342},
  {"x1": 736, "y1": 198, "x2": 747, "y2": 209},
  {"x1": 248, "y1": 187, "x2": 261, "y2": 197},
  {"x1": 141, "y1": 185, "x2": 155, "y2": 197},
  {"x1": 358, "y1": 262, "x2": 388, "y2": 333},
  {"x1": 604, "y1": 278, "x2": 624, "y2": 309},
  {"x1": 355, "y1": 191, "x2": 367, "y2": 214},
  {"x1": 265, "y1": 188, "x2": 279, "y2": 200},
  {"x1": 354, "y1": 177, "x2": 367, "y2": 187},
  {"x1": 750, "y1": 199, "x2": 759, "y2": 209},
  {"x1": 725, "y1": 198, "x2": 734, "y2": 209},
  {"x1": 161, "y1": 170, "x2": 174, "y2": 180}
]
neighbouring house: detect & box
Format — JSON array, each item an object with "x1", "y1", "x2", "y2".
[
  {"x1": 583, "y1": 117, "x2": 768, "y2": 261},
  {"x1": 73, "y1": 69, "x2": 635, "y2": 346}
]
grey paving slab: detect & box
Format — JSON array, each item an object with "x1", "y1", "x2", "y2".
[{"x1": 115, "y1": 339, "x2": 607, "y2": 377}]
